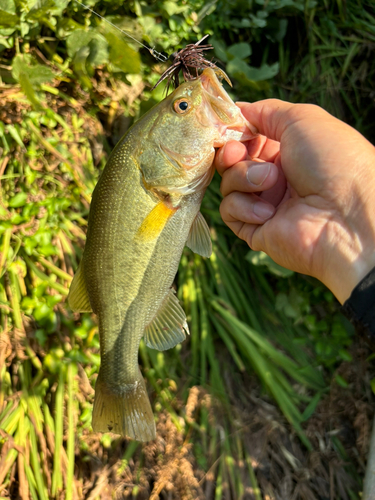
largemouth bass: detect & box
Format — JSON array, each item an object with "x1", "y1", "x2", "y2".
[{"x1": 68, "y1": 68, "x2": 256, "y2": 441}]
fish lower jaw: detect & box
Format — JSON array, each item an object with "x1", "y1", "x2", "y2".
[{"x1": 214, "y1": 123, "x2": 256, "y2": 147}]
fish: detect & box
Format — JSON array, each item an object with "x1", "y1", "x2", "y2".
[{"x1": 67, "y1": 68, "x2": 256, "y2": 442}]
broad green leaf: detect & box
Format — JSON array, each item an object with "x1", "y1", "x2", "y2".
[
  {"x1": 249, "y1": 12, "x2": 268, "y2": 28},
  {"x1": 8, "y1": 192, "x2": 28, "y2": 208},
  {"x1": 66, "y1": 29, "x2": 96, "y2": 58},
  {"x1": 227, "y1": 58, "x2": 279, "y2": 82},
  {"x1": 72, "y1": 46, "x2": 92, "y2": 89},
  {"x1": 23, "y1": 65, "x2": 55, "y2": 86},
  {"x1": 20, "y1": 21, "x2": 30, "y2": 37},
  {"x1": 246, "y1": 250, "x2": 293, "y2": 277},
  {"x1": 26, "y1": 0, "x2": 56, "y2": 21},
  {"x1": 12, "y1": 54, "x2": 55, "y2": 86},
  {"x1": 104, "y1": 32, "x2": 140, "y2": 74},
  {"x1": 87, "y1": 37, "x2": 109, "y2": 67},
  {"x1": 39, "y1": 243, "x2": 58, "y2": 256},
  {"x1": 266, "y1": 18, "x2": 288, "y2": 42},
  {"x1": 162, "y1": 1, "x2": 188, "y2": 16},
  {"x1": 0, "y1": 26, "x2": 15, "y2": 36},
  {"x1": 18, "y1": 72, "x2": 42, "y2": 109},
  {"x1": 104, "y1": 15, "x2": 143, "y2": 41},
  {"x1": 12, "y1": 54, "x2": 54, "y2": 107},
  {"x1": 227, "y1": 42, "x2": 252, "y2": 60},
  {"x1": 33, "y1": 302, "x2": 52, "y2": 321},
  {"x1": 211, "y1": 37, "x2": 227, "y2": 62},
  {"x1": 0, "y1": 36, "x2": 13, "y2": 53},
  {"x1": 0, "y1": 10, "x2": 18, "y2": 28},
  {"x1": 197, "y1": 0, "x2": 218, "y2": 23},
  {"x1": 56, "y1": 17, "x2": 84, "y2": 38},
  {"x1": 162, "y1": 1, "x2": 180, "y2": 16},
  {"x1": 0, "y1": 0, "x2": 15, "y2": 13},
  {"x1": 53, "y1": 0, "x2": 69, "y2": 9},
  {"x1": 67, "y1": 29, "x2": 108, "y2": 68},
  {"x1": 230, "y1": 18, "x2": 252, "y2": 28}
]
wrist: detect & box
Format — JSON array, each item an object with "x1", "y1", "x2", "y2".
[{"x1": 320, "y1": 221, "x2": 375, "y2": 304}]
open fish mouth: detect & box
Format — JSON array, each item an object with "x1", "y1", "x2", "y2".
[
  {"x1": 200, "y1": 67, "x2": 234, "y2": 104},
  {"x1": 199, "y1": 68, "x2": 258, "y2": 146}
]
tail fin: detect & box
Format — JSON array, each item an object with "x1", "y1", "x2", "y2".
[{"x1": 92, "y1": 369, "x2": 156, "y2": 442}]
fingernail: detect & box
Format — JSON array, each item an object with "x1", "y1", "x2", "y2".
[
  {"x1": 246, "y1": 163, "x2": 271, "y2": 186},
  {"x1": 253, "y1": 202, "x2": 274, "y2": 219},
  {"x1": 216, "y1": 145, "x2": 225, "y2": 167}
]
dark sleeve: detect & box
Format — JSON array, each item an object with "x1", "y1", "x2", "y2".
[{"x1": 341, "y1": 267, "x2": 375, "y2": 349}]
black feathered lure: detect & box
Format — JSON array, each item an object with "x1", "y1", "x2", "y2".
[{"x1": 152, "y1": 35, "x2": 226, "y2": 93}]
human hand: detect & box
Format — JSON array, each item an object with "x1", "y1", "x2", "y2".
[{"x1": 215, "y1": 99, "x2": 375, "y2": 303}]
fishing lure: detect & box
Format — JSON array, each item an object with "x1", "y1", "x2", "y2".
[{"x1": 151, "y1": 35, "x2": 220, "y2": 93}]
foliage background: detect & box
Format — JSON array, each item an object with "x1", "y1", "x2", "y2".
[{"x1": 0, "y1": 0, "x2": 375, "y2": 499}]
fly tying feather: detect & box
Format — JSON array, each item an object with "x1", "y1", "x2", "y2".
[{"x1": 151, "y1": 35, "x2": 220, "y2": 93}]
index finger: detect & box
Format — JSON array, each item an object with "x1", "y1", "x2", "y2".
[
  {"x1": 236, "y1": 99, "x2": 322, "y2": 142},
  {"x1": 214, "y1": 140, "x2": 247, "y2": 176}
]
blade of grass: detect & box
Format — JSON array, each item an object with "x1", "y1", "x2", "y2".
[
  {"x1": 1, "y1": 405, "x2": 22, "y2": 435},
  {"x1": 24, "y1": 460, "x2": 39, "y2": 500},
  {"x1": 51, "y1": 368, "x2": 64, "y2": 497},
  {"x1": 35, "y1": 254, "x2": 73, "y2": 282},
  {"x1": 0, "y1": 447, "x2": 18, "y2": 486},
  {"x1": 212, "y1": 303, "x2": 311, "y2": 448},
  {"x1": 0, "y1": 228, "x2": 11, "y2": 277},
  {"x1": 246, "y1": 455, "x2": 263, "y2": 500},
  {"x1": 212, "y1": 299, "x2": 324, "y2": 390},
  {"x1": 214, "y1": 459, "x2": 223, "y2": 500},
  {"x1": 66, "y1": 363, "x2": 77, "y2": 500},
  {"x1": 23, "y1": 256, "x2": 69, "y2": 295},
  {"x1": 195, "y1": 266, "x2": 209, "y2": 384},
  {"x1": 16, "y1": 409, "x2": 29, "y2": 500},
  {"x1": 186, "y1": 266, "x2": 199, "y2": 380},
  {"x1": 29, "y1": 420, "x2": 49, "y2": 500},
  {"x1": 211, "y1": 315, "x2": 245, "y2": 372},
  {"x1": 6, "y1": 268, "x2": 23, "y2": 329},
  {"x1": 117, "y1": 441, "x2": 140, "y2": 476}
]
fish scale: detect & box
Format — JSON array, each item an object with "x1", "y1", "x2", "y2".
[{"x1": 67, "y1": 68, "x2": 255, "y2": 441}]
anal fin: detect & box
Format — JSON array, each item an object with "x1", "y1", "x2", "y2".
[
  {"x1": 67, "y1": 261, "x2": 92, "y2": 312},
  {"x1": 144, "y1": 288, "x2": 189, "y2": 351},
  {"x1": 186, "y1": 211, "x2": 212, "y2": 258}
]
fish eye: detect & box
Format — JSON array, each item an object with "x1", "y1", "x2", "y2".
[{"x1": 173, "y1": 99, "x2": 189, "y2": 114}]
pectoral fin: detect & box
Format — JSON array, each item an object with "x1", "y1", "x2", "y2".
[
  {"x1": 135, "y1": 201, "x2": 177, "y2": 242},
  {"x1": 67, "y1": 262, "x2": 92, "y2": 312},
  {"x1": 186, "y1": 212, "x2": 212, "y2": 258},
  {"x1": 144, "y1": 289, "x2": 189, "y2": 351}
]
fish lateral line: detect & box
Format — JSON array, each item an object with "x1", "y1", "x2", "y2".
[{"x1": 72, "y1": 0, "x2": 168, "y2": 62}]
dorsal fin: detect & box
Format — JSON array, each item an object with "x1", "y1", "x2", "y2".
[{"x1": 144, "y1": 289, "x2": 189, "y2": 351}]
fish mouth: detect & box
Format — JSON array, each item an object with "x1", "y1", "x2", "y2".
[{"x1": 199, "y1": 68, "x2": 258, "y2": 146}]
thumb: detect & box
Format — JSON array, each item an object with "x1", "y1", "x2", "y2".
[{"x1": 237, "y1": 99, "x2": 320, "y2": 143}]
